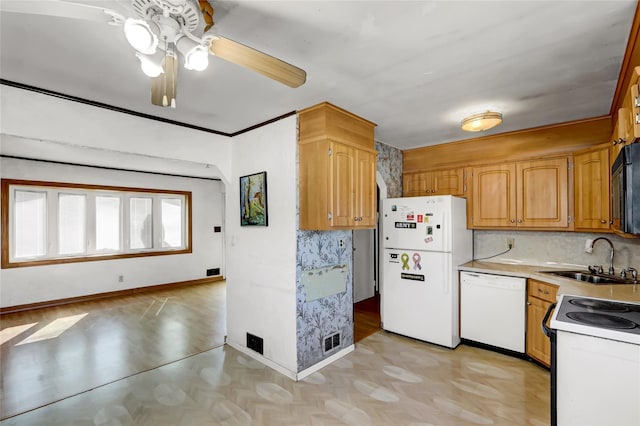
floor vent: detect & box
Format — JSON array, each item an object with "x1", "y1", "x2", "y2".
[
  {"x1": 246, "y1": 333, "x2": 264, "y2": 355},
  {"x1": 323, "y1": 332, "x2": 341, "y2": 353}
]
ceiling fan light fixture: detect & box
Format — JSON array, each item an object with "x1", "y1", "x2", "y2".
[
  {"x1": 176, "y1": 36, "x2": 209, "y2": 71},
  {"x1": 124, "y1": 18, "x2": 158, "y2": 54},
  {"x1": 135, "y1": 52, "x2": 164, "y2": 78},
  {"x1": 460, "y1": 111, "x2": 503, "y2": 132},
  {"x1": 184, "y1": 46, "x2": 209, "y2": 71}
]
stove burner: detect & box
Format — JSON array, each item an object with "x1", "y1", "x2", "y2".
[
  {"x1": 566, "y1": 312, "x2": 638, "y2": 330},
  {"x1": 569, "y1": 298, "x2": 630, "y2": 313}
]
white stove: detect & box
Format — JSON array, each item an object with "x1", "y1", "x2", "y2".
[
  {"x1": 551, "y1": 294, "x2": 640, "y2": 344},
  {"x1": 547, "y1": 295, "x2": 640, "y2": 426}
]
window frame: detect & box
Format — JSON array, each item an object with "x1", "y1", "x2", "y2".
[{"x1": 1, "y1": 179, "x2": 192, "y2": 269}]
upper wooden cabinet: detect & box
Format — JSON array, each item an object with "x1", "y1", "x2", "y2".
[
  {"x1": 298, "y1": 102, "x2": 377, "y2": 230},
  {"x1": 471, "y1": 163, "x2": 517, "y2": 227},
  {"x1": 471, "y1": 157, "x2": 569, "y2": 228},
  {"x1": 612, "y1": 67, "x2": 640, "y2": 165},
  {"x1": 402, "y1": 168, "x2": 465, "y2": 197},
  {"x1": 573, "y1": 146, "x2": 610, "y2": 231}
]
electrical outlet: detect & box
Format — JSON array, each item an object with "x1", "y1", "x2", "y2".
[
  {"x1": 118, "y1": 275, "x2": 124, "y2": 283},
  {"x1": 338, "y1": 238, "x2": 345, "y2": 248},
  {"x1": 507, "y1": 238, "x2": 515, "y2": 248}
]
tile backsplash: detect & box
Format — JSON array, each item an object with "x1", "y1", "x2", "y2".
[{"x1": 474, "y1": 230, "x2": 640, "y2": 271}]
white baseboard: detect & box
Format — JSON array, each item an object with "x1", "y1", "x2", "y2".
[
  {"x1": 226, "y1": 340, "x2": 297, "y2": 380},
  {"x1": 225, "y1": 340, "x2": 355, "y2": 381},
  {"x1": 295, "y1": 345, "x2": 355, "y2": 380}
]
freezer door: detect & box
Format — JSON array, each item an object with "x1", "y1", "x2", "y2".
[
  {"x1": 382, "y1": 196, "x2": 451, "y2": 252},
  {"x1": 381, "y1": 249, "x2": 458, "y2": 348}
]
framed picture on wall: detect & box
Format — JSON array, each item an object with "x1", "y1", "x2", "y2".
[{"x1": 240, "y1": 171, "x2": 268, "y2": 226}]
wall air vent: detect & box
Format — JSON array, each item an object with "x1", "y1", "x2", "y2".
[
  {"x1": 323, "y1": 332, "x2": 341, "y2": 353},
  {"x1": 246, "y1": 332, "x2": 264, "y2": 355}
]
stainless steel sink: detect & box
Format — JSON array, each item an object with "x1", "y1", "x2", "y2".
[{"x1": 539, "y1": 270, "x2": 636, "y2": 285}]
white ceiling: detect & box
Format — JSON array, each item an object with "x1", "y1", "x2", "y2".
[{"x1": 0, "y1": 0, "x2": 636, "y2": 152}]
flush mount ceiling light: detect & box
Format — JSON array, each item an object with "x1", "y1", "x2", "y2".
[{"x1": 461, "y1": 111, "x2": 503, "y2": 132}]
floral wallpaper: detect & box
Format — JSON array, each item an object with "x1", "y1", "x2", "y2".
[
  {"x1": 296, "y1": 230, "x2": 353, "y2": 372},
  {"x1": 375, "y1": 140, "x2": 403, "y2": 198},
  {"x1": 294, "y1": 137, "x2": 402, "y2": 373}
]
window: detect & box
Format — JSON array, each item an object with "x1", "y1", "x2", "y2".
[
  {"x1": 96, "y1": 196, "x2": 121, "y2": 251},
  {"x1": 14, "y1": 190, "x2": 46, "y2": 259},
  {"x1": 58, "y1": 193, "x2": 86, "y2": 255},
  {"x1": 161, "y1": 198, "x2": 183, "y2": 248},
  {"x1": 130, "y1": 197, "x2": 153, "y2": 250},
  {"x1": 1, "y1": 179, "x2": 191, "y2": 268}
]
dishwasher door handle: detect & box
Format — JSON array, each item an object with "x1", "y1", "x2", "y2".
[{"x1": 542, "y1": 302, "x2": 557, "y2": 338}]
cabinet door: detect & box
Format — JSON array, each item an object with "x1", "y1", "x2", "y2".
[
  {"x1": 611, "y1": 111, "x2": 626, "y2": 168},
  {"x1": 354, "y1": 149, "x2": 377, "y2": 227},
  {"x1": 574, "y1": 148, "x2": 610, "y2": 230},
  {"x1": 517, "y1": 157, "x2": 569, "y2": 228},
  {"x1": 330, "y1": 142, "x2": 355, "y2": 227},
  {"x1": 403, "y1": 172, "x2": 431, "y2": 196},
  {"x1": 471, "y1": 163, "x2": 517, "y2": 227},
  {"x1": 432, "y1": 168, "x2": 464, "y2": 196},
  {"x1": 526, "y1": 296, "x2": 553, "y2": 367},
  {"x1": 630, "y1": 66, "x2": 640, "y2": 144}
]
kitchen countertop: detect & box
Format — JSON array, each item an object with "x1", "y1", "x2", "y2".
[{"x1": 459, "y1": 260, "x2": 640, "y2": 303}]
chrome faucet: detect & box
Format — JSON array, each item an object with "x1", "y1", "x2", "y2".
[{"x1": 586, "y1": 237, "x2": 615, "y2": 275}]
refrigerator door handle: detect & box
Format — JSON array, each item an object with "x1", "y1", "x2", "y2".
[{"x1": 443, "y1": 254, "x2": 452, "y2": 294}]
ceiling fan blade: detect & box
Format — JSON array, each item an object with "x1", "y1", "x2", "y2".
[
  {"x1": 151, "y1": 54, "x2": 178, "y2": 108},
  {"x1": 209, "y1": 36, "x2": 306, "y2": 88},
  {"x1": 0, "y1": 0, "x2": 124, "y2": 24}
]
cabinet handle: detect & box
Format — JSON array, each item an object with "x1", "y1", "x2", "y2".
[
  {"x1": 538, "y1": 288, "x2": 549, "y2": 295},
  {"x1": 527, "y1": 302, "x2": 531, "y2": 305},
  {"x1": 510, "y1": 219, "x2": 516, "y2": 223},
  {"x1": 601, "y1": 219, "x2": 607, "y2": 224},
  {"x1": 517, "y1": 219, "x2": 523, "y2": 223},
  {"x1": 613, "y1": 139, "x2": 618, "y2": 145},
  {"x1": 328, "y1": 212, "x2": 332, "y2": 220},
  {"x1": 636, "y1": 113, "x2": 640, "y2": 125}
]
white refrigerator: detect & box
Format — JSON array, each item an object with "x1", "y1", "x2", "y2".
[{"x1": 381, "y1": 195, "x2": 472, "y2": 348}]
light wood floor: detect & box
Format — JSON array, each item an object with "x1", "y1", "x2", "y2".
[
  {"x1": 1, "y1": 282, "x2": 550, "y2": 425},
  {"x1": 0, "y1": 281, "x2": 226, "y2": 420}
]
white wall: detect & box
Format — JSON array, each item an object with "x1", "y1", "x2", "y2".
[
  {"x1": 0, "y1": 157, "x2": 224, "y2": 307},
  {"x1": 0, "y1": 86, "x2": 232, "y2": 307},
  {"x1": 0, "y1": 85, "x2": 232, "y2": 182},
  {"x1": 225, "y1": 115, "x2": 298, "y2": 374}
]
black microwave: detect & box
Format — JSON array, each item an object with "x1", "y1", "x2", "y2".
[{"x1": 611, "y1": 143, "x2": 640, "y2": 235}]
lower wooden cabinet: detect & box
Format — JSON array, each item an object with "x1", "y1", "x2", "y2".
[{"x1": 526, "y1": 279, "x2": 558, "y2": 367}]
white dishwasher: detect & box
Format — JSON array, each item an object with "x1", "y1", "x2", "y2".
[{"x1": 460, "y1": 271, "x2": 526, "y2": 353}]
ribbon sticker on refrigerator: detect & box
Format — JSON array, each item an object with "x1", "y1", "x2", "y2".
[
  {"x1": 412, "y1": 253, "x2": 422, "y2": 270},
  {"x1": 400, "y1": 253, "x2": 410, "y2": 270}
]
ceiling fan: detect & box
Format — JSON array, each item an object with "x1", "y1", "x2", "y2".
[{"x1": 0, "y1": 0, "x2": 307, "y2": 108}]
